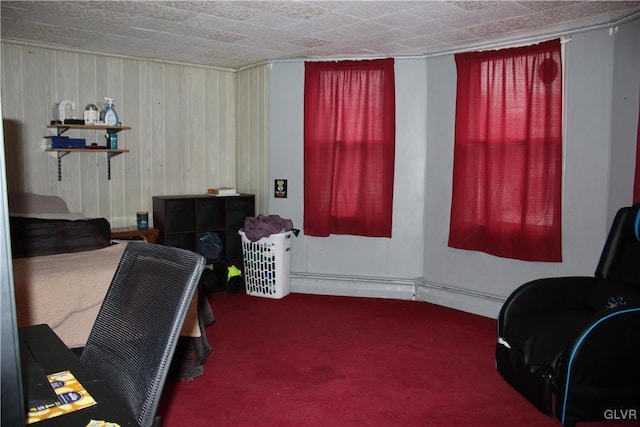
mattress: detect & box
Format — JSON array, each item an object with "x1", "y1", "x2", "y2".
[{"x1": 13, "y1": 242, "x2": 201, "y2": 349}]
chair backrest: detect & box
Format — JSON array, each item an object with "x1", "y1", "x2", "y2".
[
  {"x1": 80, "y1": 242, "x2": 205, "y2": 427},
  {"x1": 595, "y1": 202, "x2": 640, "y2": 286}
]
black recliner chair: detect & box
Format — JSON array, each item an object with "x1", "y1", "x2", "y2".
[{"x1": 496, "y1": 202, "x2": 640, "y2": 427}]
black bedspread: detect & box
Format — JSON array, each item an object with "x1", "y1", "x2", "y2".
[{"x1": 10, "y1": 216, "x2": 111, "y2": 259}]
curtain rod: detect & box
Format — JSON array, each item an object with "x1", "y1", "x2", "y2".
[{"x1": 268, "y1": 10, "x2": 640, "y2": 66}]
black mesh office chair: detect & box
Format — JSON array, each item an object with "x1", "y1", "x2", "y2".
[
  {"x1": 496, "y1": 202, "x2": 640, "y2": 427},
  {"x1": 81, "y1": 242, "x2": 205, "y2": 427}
]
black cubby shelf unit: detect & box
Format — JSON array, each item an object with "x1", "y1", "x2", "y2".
[{"x1": 152, "y1": 194, "x2": 255, "y2": 289}]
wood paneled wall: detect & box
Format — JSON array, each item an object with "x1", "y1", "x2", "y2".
[
  {"x1": 236, "y1": 65, "x2": 269, "y2": 216},
  {"x1": 1, "y1": 42, "x2": 260, "y2": 228}
]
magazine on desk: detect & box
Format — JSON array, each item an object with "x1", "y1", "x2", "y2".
[{"x1": 27, "y1": 370, "x2": 96, "y2": 424}]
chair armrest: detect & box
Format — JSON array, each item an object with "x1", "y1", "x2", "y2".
[{"x1": 498, "y1": 277, "x2": 598, "y2": 337}]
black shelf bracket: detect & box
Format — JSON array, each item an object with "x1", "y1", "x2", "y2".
[
  {"x1": 106, "y1": 151, "x2": 124, "y2": 180},
  {"x1": 55, "y1": 151, "x2": 71, "y2": 181},
  {"x1": 55, "y1": 126, "x2": 71, "y2": 136},
  {"x1": 51, "y1": 150, "x2": 124, "y2": 181}
]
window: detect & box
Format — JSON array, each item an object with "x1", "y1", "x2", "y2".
[
  {"x1": 304, "y1": 59, "x2": 395, "y2": 237},
  {"x1": 448, "y1": 39, "x2": 563, "y2": 262}
]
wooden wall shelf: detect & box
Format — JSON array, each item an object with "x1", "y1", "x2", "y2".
[
  {"x1": 47, "y1": 124, "x2": 131, "y2": 136},
  {"x1": 45, "y1": 124, "x2": 132, "y2": 181}
]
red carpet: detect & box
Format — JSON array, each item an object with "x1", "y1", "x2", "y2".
[{"x1": 158, "y1": 292, "x2": 636, "y2": 426}]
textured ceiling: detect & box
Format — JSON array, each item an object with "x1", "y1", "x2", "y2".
[{"x1": 2, "y1": 1, "x2": 640, "y2": 71}]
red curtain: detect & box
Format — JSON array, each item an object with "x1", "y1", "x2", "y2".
[
  {"x1": 304, "y1": 59, "x2": 396, "y2": 237},
  {"x1": 449, "y1": 39, "x2": 563, "y2": 262}
]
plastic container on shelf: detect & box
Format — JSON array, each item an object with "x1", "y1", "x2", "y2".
[
  {"x1": 239, "y1": 230, "x2": 293, "y2": 299},
  {"x1": 103, "y1": 97, "x2": 119, "y2": 126}
]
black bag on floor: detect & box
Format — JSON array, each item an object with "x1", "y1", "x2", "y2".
[{"x1": 199, "y1": 268, "x2": 217, "y2": 294}]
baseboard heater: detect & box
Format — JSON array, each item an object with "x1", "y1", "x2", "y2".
[
  {"x1": 417, "y1": 280, "x2": 505, "y2": 318},
  {"x1": 290, "y1": 272, "x2": 418, "y2": 300},
  {"x1": 290, "y1": 272, "x2": 505, "y2": 318}
]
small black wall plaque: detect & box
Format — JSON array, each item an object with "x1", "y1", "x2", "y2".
[{"x1": 275, "y1": 179, "x2": 287, "y2": 198}]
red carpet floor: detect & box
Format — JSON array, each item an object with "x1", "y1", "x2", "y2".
[{"x1": 158, "y1": 292, "x2": 637, "y2": 426}]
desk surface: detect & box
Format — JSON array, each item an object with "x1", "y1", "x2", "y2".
[{"x1": 19, "y1": 324, "x2": 138, "y2": 427}]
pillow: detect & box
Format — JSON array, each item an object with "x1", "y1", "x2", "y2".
[
  {"x1": 10, "y1": 212, "x2": 87, "y2": 221},
  {"x1": 8, "y1": 192, "x2": 70, "y2": 214}
]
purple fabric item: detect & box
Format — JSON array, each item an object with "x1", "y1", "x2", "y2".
[{"x1": 243, "y1": 214, "x2": 293, "y2": 242}]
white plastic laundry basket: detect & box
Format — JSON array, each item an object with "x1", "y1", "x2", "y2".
[{"x1": 239, "y1": 230, "x2": 293, "y2": 299}]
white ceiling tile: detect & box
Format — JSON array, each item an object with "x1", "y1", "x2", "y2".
[
  {"x1": 273, "y1": 1, "x2": 330, "y2": 20},
  {"x1": 100, "y1": 2, "x2": 197, "y2": 23},
  {"x1": 0, "y1": 3, "x2": 26, "y2": 19},
  {"x1": 185, "y1": 13, "x2": 240, "y2": 31},
  {"x1": 500, "y1": 9, "x2": 556, "y2": 29},
  {"x1": 314, "y1": 19, "x2": 392, "y2": 43},
  {"x1": 242, "y1": 10, "x2": 300, "y2": 28},
  {"x1": 2, "y1": 18, "x2": 100, "y2": 48},
  {"x1": 410, "y1": 2, "x2": 472, "y2": 20},
  {"x1": 395, "y1": 35, "x2": 446, "y2": 50},
  {"x1": 1, "y1": 0, "x2": 638, "y2": 70},
  {"x1": 165, "y1": 1, "x2": 260, "y2": 21},
  {"x1": 372, "y1": 10, "x2": 433, "y2": 31},
  {"x1": 515, "y1": 1, "x2": 583, "y2": 13},
  {"x1": 337, "y1": 1, "x2": 425, "y2": 20},
  {"x1": 282, "y1": 10, "x2": 362, "y2": 36},
  {"x1": 430, "y1": 28, "x2": 480, "y2": 44},
  {"x1": 290, "y1": 36, "x2": 333, "y2": 49},
  {"x1": 464, "y1": 21, "x2": 516, "y2": 38}
]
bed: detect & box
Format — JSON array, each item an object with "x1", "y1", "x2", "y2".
[{"x1": 9, "y1": 192, "x2": 213, "y2": 380}]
